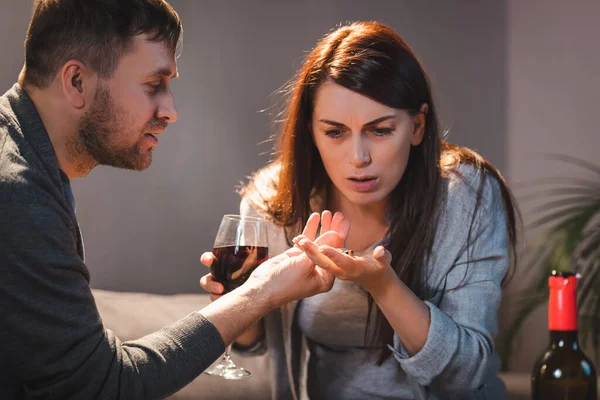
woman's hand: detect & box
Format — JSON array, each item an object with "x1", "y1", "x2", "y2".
[
  {"x1": 295, "y1": 210, "x2": 351, "y2": 249},
  {"x1": 199, "y1": 210, "x2": 351, "y2": 300},
  {"x1": 294, "y1": 237, "x2": 394, "y2": 293},
  {"x1": 199, "y1": 252, "x2": 224, "y2": 301}
]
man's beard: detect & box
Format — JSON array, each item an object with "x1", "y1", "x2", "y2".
[{"x1": 73, "y1": 85, "x2": 166, "y2": 173}]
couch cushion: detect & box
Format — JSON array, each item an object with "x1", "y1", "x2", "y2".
[{"x1": 92, "y1": 289, "x2": 271, "y2": 399}]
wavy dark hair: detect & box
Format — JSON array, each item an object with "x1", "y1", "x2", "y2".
[{"x1": 242, "y1": 21, "x2": 519, "y2": 363}]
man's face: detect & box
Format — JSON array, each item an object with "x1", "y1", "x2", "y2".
[{"x1": 77, "y1": 35, "x2": 179, "y2": 171}]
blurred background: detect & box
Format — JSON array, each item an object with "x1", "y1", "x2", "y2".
[{"x1": 1, "y1": 0, "x2": 599, "y2": 377}]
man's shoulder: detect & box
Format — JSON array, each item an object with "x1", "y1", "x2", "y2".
[
  {"x1": 0, "y1": 85, "x2": 20, "y2": 130},
  {"x1": 0, "y1": 83, "x2": 23, "y2": 154},
  {"x1": 0, "y1": 86, "x2": 64, "y2": 209},
  {"x1": 0, "y1": 111, "x2": 52, "y2": 206}
]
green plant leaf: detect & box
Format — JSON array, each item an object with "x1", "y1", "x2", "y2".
[
  {"x1": 512, "y1": 177, "x2": 600, "y2": 190},
  {"x1": 542, "y1": 153, "x2": 600, "y2": 176},
  {"x1": 501, "y1": 285, "x2": 548, "y2": 370},
  {"x1": 533, "y1": 196, "x2": 600, "y2": 211},
  {"x1": 577, "y1": 227, "x2": 600, "y2": 260},
  {"x1": 519, "y1": 186, "x2": 600, "y2": 202},
  {"x1": 578, "y1": 261, "x2": 600, "y2": 314},
  {"x1": 502, "y1": 154, "x2": 600, "y2": 371}
]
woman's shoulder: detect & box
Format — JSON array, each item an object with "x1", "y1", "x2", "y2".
[
  {"x1": 239, "y1": 161, "x2": 281, "y2": 218},
  {"x1": 442, "y1": 162, "x2": 504, "y2": 216}
]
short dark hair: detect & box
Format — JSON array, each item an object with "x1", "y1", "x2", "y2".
[{"x1": 20, "y1": 0, "x2": 182, "y2": 88}]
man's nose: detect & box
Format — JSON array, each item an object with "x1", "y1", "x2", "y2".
[{"x1": 157, "y1": 92, "x2": 178, "y2": 123}]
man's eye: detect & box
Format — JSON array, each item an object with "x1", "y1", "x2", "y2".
[
  {"x1": 325, "y1": 129, "x2": 343, "y2": 138},
  {"x1": 146, "y1": 83, "x2": 163, "y2": 93}
]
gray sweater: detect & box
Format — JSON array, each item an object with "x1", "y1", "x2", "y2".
[
  {"x1": 240, "y1": 162, "x2": 509, "y2": 399},
  {"x1": 0, "y1": 84, "x2": 225, "y2": 399}
]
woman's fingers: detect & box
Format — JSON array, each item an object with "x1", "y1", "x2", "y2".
[
  {"x1": 301, "y1": 212, "x2": 321, "y2": 242},
  {"x1": 373, "y1": 245, "x2": 392, "y2": 265},
  {"x1": 320, "y1": 210, "x2": 333, "y2": 233},
  {"x1": 200, "y1": 252, "x2": 215, "y2": 267},
  {"x1": 199, "y1": 273, "x2": 224, "y2": 294},
  {"x1": 330, "y1": 212, "x2": 350, "y2": 240}
]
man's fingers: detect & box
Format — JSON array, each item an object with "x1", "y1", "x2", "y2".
[
  {"x1": 297, "y1": 239, "x2": 345, "y2": 277},
  {"x1": 318, "y1": 245, "x2": 357, "y2": 268},
  {"x1": 314, "y1": 231, "x2": 343, "y2": 248},
  {"x1": 313, "y1": 266, "x2": 335, "y2": 292},
  {"x1": 200, "y1": 252, "x2": 215, "y2": 267},
  {"x1": 284, "y1": 246, "x2": 303, "y2": 257}
]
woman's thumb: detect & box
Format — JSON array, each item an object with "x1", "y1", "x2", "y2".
[{"x1": 373, "y1": 245, "x2": 392, "y2": 264}]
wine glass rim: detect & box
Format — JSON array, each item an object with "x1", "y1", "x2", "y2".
[{"x1": 222, "y1": 214, "x2": 267, "y2": 223}]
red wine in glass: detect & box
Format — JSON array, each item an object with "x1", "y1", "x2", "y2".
[
  {"x1": 211, "y1": 245, "x2": 269, "y2": 292},
  {"x1": 204, "y1": 214, "x2": 269, "y2": 380}
]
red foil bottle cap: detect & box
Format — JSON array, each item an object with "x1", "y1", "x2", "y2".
[{"x1": 548, "y1": 271, "x2": 577, "y2": 331}]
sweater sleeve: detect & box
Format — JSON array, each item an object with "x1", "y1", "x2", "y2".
[
  {"x1": 390, "y1": 168, "x2": 509, "y2": 396},
  {"x1": 0, "y1": 198, "x2": 225, "y2": 399}
]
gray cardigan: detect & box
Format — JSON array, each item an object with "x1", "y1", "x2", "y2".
[
  {"x1": 239, "y1": 163, "x2": 510, "y2": 400},
  {"x1": 0, "y1": 84, "x2": 225, "y2": 399}
]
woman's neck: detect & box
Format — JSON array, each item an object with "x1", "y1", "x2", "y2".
[{"x1": 327, "y1": 186, "x2": 390, "y2": 252}]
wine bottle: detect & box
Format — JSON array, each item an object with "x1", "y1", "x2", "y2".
[{"x1": 531, "y1": 270, "x2": 597, "y2": 399}]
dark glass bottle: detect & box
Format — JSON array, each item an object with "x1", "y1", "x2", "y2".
[{"x1": 531, "y1": 271, "x2": 597, "y2": 399}]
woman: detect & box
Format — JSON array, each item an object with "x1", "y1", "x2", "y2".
[{"x1": 201, "y1": 21, "x2": 518, "y2": 399}]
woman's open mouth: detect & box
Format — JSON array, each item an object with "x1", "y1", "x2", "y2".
[{"x1": 347, "y1": 176, "x2": 378, "y2": 192}]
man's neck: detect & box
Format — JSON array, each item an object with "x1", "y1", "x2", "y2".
[{"x1": 24, "y1": 85, "x2": 93, "y2": 180}]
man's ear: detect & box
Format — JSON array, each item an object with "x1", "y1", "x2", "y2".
[
  {"x1": 60, "y1": 60, "x2": 96, "y2": 110},
  {"x1": 411, "y1": 103, "x2": 429, "y2": 146}
]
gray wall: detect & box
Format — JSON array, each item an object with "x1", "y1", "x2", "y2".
[
  {"x1": 75, "y1": 0, "x2": 508, "y2": 294},
  {"x1": 0, "y1": 2, "x2": 31, "y2": 90},
  {"x1": 502, "y1": 0, "x2": 600, "y2": 373},
  {"x1": 1, "y1": 1, "x2": 507, "y2": 294}
]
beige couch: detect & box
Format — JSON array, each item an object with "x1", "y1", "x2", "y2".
[{"x1": 92, "y1": 289, "x2": 530, "y2": 399}]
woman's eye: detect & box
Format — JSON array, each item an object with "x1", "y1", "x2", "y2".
[
  {"x1": 372, "y1": 127, "x2": 394, "y2": 136},
  {"x1": 325, "y1": 129, "x2": 343, "y2": 138}
]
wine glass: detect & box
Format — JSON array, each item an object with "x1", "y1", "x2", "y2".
[{"x1": 204, "y1": 214, "x2": 269, "y2": 380}]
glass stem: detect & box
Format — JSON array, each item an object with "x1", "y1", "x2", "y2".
[{"x1": 223, "y1": 344, "x2": 233, "y2": 363}]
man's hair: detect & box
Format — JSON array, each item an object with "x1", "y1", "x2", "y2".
[{"x1": 20, "y1": 0, "x2": 182, "y2": 88}]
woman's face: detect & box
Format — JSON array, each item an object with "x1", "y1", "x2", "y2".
[{"x1": 311, "y1": 81, "x2": 426, "y2": 209}]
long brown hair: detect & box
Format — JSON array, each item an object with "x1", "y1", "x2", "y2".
[{"x1": 242, "y1": 21, "x2": 519, "y2": 363}]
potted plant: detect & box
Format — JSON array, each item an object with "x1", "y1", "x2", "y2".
[{"x1": 501, "y1": 154, "x2": 600, "y2": 370}]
